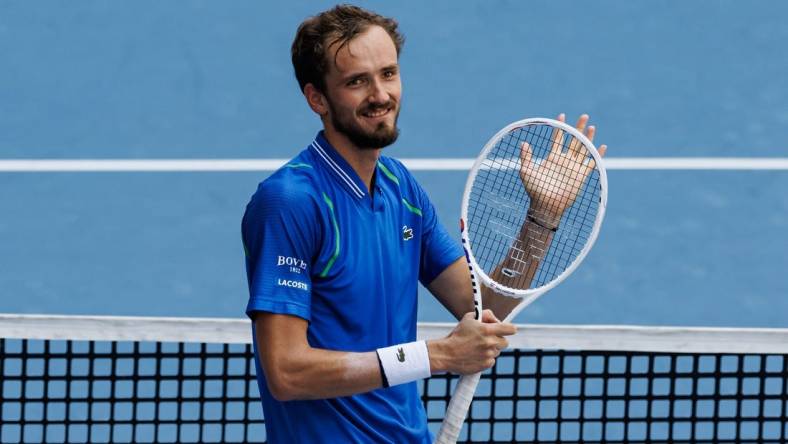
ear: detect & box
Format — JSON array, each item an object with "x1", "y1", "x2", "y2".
[{"x1": 304, "y1": 83, "x2": 328, "y2": 116}]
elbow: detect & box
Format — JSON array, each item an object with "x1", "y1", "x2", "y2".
[
  {"x1": 267, "y1": 380, "x2": 297, "y2": 402},
  {"x1": 265, "y1": 368, "x2": 303, "y2": 401}
]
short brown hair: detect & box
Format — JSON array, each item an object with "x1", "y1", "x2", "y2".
[{"x1": 291, "y1": 4, "x2": 405, "y2": 93}]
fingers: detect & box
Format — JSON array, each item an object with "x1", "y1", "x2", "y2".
[
  {"x1": 585, "y1": 144, "x2": 606, "y2": 171},
  {"x1": 480, "y1": 309, "x2": 516, "y2": 335},
  {"x1": 564, "y1": 114, "x2": 605, "y2": 164},
  {"x1": 520, "y1": 142, "x2": 533, "y2": 164},
  {"x1": 586, "y1": 143, "x2": 608, "y2": 170},
  {"x1": 519, "y1": 142, "x2": 535, "y2": 189},
  {"x1": 481, "y1": 309, "x2": 500, "y2": 323},
  {"x1": 550, "y1": 113, "x2": 566, "y2": 156},
  {"x1": 519, "y1": 141, "x2": 533, "y2": 168},
  {"x1": 575, "y1": 114, "x2": 589, "y2": 134},
  {"x1": 483, "y1": 321, "x2": 517, "y2": 337},
  {"x1": 447, "y1": 311, "x2": 517, "y2": 374},
  {"x1": 571, "y1": 114, "x2": 589, "y2": 157},
  {"x1": 586, "y1": 125, "x2": 596, "y2": 143},
  {"x1": 556, "y1": 113, "x2": 592, "y2": 158},
  {"x1": 461, "y1": 309, "x2": 516, "y2": 336}
]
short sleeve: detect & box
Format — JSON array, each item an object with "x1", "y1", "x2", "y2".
[
  {"x1": 242, "y1": 180, "x2": 319, "y2": 321},
  {"x1": 414, "y1": 178, "x2": 463, "y2": 286}
]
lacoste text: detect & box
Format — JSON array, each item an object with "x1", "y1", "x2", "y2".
[{"x1": 277, "y1": 279, "x2": 309, "y2": 291}]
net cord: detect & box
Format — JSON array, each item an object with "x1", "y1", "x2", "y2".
[{"x1": 2, "y1": 314, "x2": 788, "y2": 354}]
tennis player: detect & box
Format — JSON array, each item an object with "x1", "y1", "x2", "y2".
[{"x1": 242, "y1": 5, "x2": 603, "y2": 443}]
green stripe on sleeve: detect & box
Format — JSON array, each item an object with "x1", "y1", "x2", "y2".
[{"x1": 320, "y1": 192, "x2": 340, "y2": 277}]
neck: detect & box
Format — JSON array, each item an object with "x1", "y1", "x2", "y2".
[{"x1": 323, "y1": 126, "x2": 381, "y2": 192}]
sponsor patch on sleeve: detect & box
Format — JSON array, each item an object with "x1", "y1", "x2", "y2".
[
  {"x1": 274, "y1": 255, "x2": 310, "y2": 291},
  {"x1": 276, "y1": 278, "x2": 309, "y2": 291},
  {"x1": 276, "y1": 255, "x2": 308, "y2": 274}
]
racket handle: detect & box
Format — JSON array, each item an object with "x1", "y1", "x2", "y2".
[{"x1": 434, "y1": 371, "x2": 482, "y2": 444}]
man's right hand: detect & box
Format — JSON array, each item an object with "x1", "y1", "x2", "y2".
[{"x1": 427, "y1": 309, "x2": 517, "y2": 375}]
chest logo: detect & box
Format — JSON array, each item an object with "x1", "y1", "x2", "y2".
[{"x1": 402, "y1": 225, "x2": 413, "y2": 241}]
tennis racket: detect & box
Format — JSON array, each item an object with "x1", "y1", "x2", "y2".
[{"x1": 435, "y1": 116, "x2": 608, "y2": 443}]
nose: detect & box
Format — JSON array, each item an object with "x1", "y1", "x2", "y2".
[{"x1": 368, "y1": 78, "x2": 390, "y2": 104}]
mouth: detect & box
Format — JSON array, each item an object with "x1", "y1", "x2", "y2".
[{"x1": 360, "y1": 105, "x2": 394, "y2": 120}]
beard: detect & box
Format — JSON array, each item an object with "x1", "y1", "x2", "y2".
[{"x1": 327, "y1": 98, "x2": 400, "y2": 150}]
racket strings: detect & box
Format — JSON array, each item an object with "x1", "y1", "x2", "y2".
[{"x1": 466, "y1": 123, "x2": 602, "y2": 291}]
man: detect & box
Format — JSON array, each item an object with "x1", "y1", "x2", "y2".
[{"x1": 242, "y1": 5, "x2": 605, "y2": 443}]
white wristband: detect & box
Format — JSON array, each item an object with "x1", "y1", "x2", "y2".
[{"x1": 377, "y1": 340, "x2": 431, "y2": 387}]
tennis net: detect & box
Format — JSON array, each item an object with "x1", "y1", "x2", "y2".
[{"x1": 2, "y1": 314, "x2": 788, "y2": 443}]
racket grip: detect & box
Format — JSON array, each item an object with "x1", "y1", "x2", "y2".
[{"x1": 434, "y1": 371, "x2": 482, "y2": 444}]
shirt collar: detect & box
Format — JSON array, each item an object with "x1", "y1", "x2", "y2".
[{"x1": 310, "y1": 131, "x2": 367, "y2": 200}]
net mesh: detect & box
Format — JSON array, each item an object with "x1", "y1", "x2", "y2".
[
  {"x1": 466, "y1": 122, "x2": 603, "y2": 291},
  {"x1": 3, "y1": 331, "x2": 787, "y2": 443}
]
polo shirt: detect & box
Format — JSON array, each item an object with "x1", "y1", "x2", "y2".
[{"x1": 242, "y1": 131, "x2": 463, "y2": 443}]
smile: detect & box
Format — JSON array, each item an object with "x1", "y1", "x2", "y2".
[{"x1": 361, "y1": 107, "x2": 392, "y2": 118}]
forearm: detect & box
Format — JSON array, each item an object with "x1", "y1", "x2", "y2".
[
  {"x1": 255, "y1": 313, "x2": 386, "y2": 401},
  {"x1": 268, "y1": 332, "x2": 512, "y2": 400},
  {"x1": 262, "y1": 344, "x2": 383, "y2": 401}
]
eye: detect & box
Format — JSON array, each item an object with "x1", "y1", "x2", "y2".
[
  {"x1": 383, "y1": 69, "x2": 398, "y2": 79},
  {"x1": 346, "y1": 77, "x2": 365, "y2": 87}
]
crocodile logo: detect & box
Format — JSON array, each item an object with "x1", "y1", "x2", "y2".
[
  {"x1": 402, "y1": 226, "x2": 413, "y2": 241},
  {"x1": 396, "y1": 347, "x2": 406, "y2": 362}
]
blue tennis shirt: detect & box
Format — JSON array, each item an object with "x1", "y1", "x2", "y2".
[{"x1": 242, "y1": 132, "x2": 462, "y2": 443}]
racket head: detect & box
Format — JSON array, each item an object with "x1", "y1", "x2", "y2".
[{"x1": 460, "y1": 117, "x2": 608, "y2": 303}]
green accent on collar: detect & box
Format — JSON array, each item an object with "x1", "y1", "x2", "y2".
[
  {"x1": 377, "y1": 161, "x2": 400, "y2": 186},
  {"x1": 320, "y1": 193, "x2": 340, "y2": 278},
  {"x1": 242, "y1": 239, "x2": 250, "y2": 258},
  {"x1": 378, "y1": 160, "x2": 422, "y2": 216},
  {"x1": 284, "y1": 162, "x2": 313, "y2": 169},
  {"x1": 401, "y1": 198, "x2": 423, "y2": 216}
]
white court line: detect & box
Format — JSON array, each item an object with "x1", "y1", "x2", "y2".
[{"x1": 0, "y1": 157, "x2": 787, "y2": 172}]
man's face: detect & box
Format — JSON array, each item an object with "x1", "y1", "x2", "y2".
[{"x1": 321, "y1": 25, "x2": 401, "y2": 150}]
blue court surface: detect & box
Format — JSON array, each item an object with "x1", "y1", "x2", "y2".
[{"x1": 1, "y1": 1, "x2": 787, "y2": 326}]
